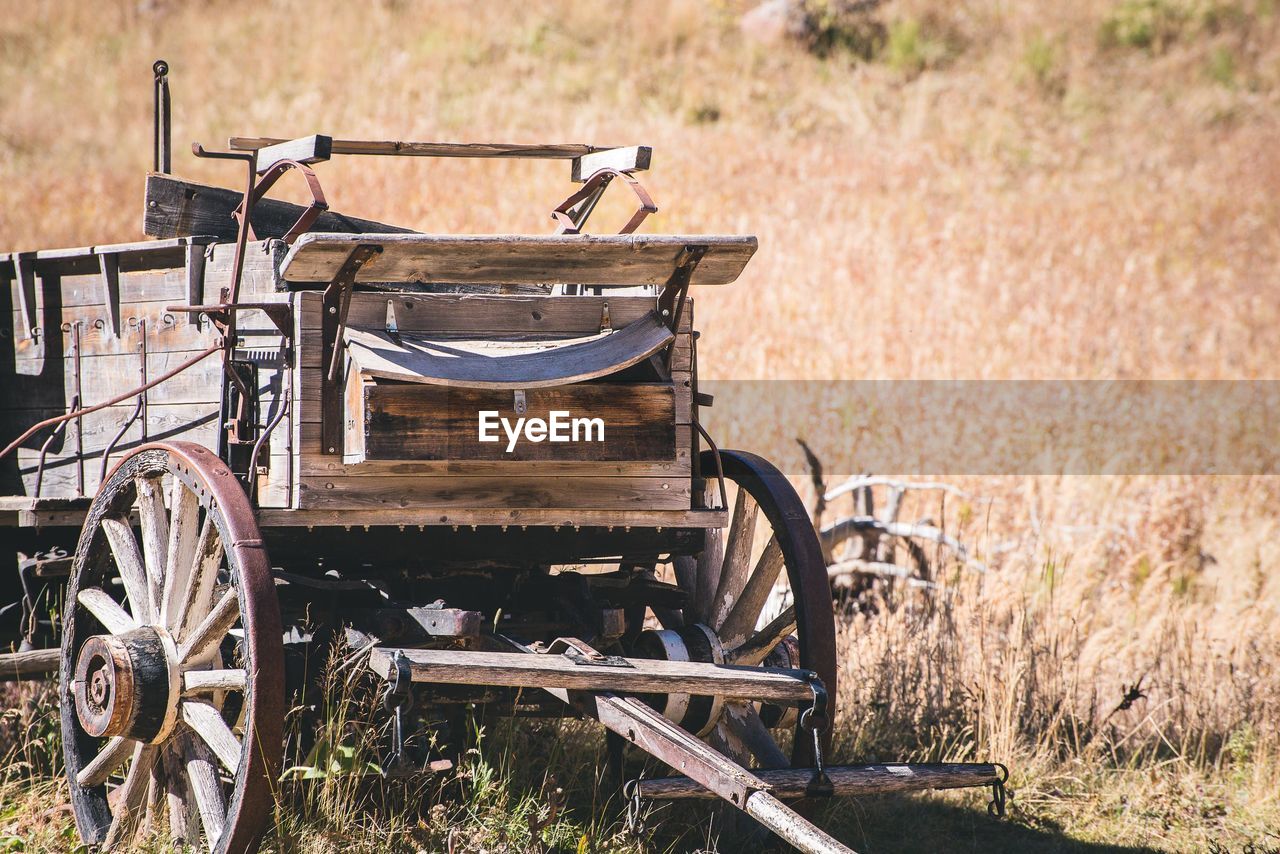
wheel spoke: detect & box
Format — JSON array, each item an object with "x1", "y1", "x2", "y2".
[
  {"x1": 135, "y1": 475, "x2": 169, "y2": 615},
  {"x1": 161, "y1": 480, "x2": 201, "y2": 629},
  {"x1": 101, "y1": 742, "x2": 157, "y2": 850},
  {"x1": 652, "y1": 607, "x2": 684, "y2": 629},
  {"x1": 725, "y1": 604, "x2": 796, "y2": 666},
  {"x1": 708, "y1": 719, "x2": 753, "y2": 769},
  {"x1": 693, "y1": 526, "x2": 724, "y2": 624},
  {"x1": 182, "y1": 668, "x2": 247, "y2": 696},
  {"x1": 719, "y1": 536, "x2": 784, "y2": 648},
  {"x1": 175, "y1": 518, "x2": 224, "y2": 642},
  {"x1": 142, "y1": 759, "x2": 165, "y2": 839},
  {"x1": 181, "y1": 729, "x2": 227, "y2": 844},
  {"x1": 163, "y1": 742, "x2": 199, "y2": 848},
  {"x1": 76, "y1": 588, "x2": 137, "y2": 636},
  {"x1": 671, "y1": 555, "x2": 697, "y2": 622},
  {"x1": 178, "y1": 589, "x2": 239, "y2": 667},
  {"x1": 181, "y1": 701, "x2": 242, "y2": 775},
  {"x1": 723, "y1": 702, "x2": 789, "y2": 768},
  {"x1": 100, "y1": 515, "x2": 153, "y2": 624},
  {"x1": 76, "y1": 736, "x2": 137, "y2": 788},
  {"x1": 711, "y1": 490, "x2": 758, "y2": 630}
]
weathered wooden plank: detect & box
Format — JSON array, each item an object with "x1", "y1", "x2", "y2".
[
  {"x1": 254, "y1": 134, "x2": 331, "y2": 173},
  {"x1": 358, "y1": 381, "x2": 678, "y2": 462},
  {"x1": 0, "y1": 648, "x2": 59, "y2": 680},
  {"x1": 0, "y1": 238, "x2": 217, "y2": 278},
  {"x1": 298, "y1": 443, "x2": 691, "y2": 477},
  {"x1": 203, "y1": 239, "x2": 289, "y2": 299},
  {"x1": 635, "y1": 763, "x2": 1003, "y2": 800},
  {"x1": 5, "y1": 254, "x2": 286, "y2": 315},
  {"x1": 281, "y1": 234, "x2": 757, "y2": 286},
  {"x1": 143, "y1": 174, "x2": 417, "y2": 241},
  {"x1": 231, "y1": 137, "x2": 617, "y2": 159},
  {"x1": 296, "y1": 367, "x2": 691, "y2": 424},
  {"x1": 368, "y1": 647, "x2": 814, "y2": 703},
  {"x1": 8, "y1": 429, "x2": 291, "y2": 509},
  {"x1": 297, "y1": 291, "x2": 692, "y2": 334},
  {"x1": 572, "y1": 145, "x2": 652, "y2": 181},
  {"x1": 297, "y1": 474, "x2": 689, "y2": 511},
  {"x1": 344, "y1": 317, "x2": 672, "y2": 389}
]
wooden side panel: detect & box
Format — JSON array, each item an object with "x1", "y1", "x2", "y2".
[
  {"x1": 360, "y1": 381, "x2": 677, "y2": 462},
  {"x1": 291, "y1": 291, "x2": 696, "y2": 515},
  {"x1": 2, "y1": 258, "x2": 292, "y2": 507}
]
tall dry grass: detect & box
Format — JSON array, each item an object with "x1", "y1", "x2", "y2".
[{"x1": 3, "y1": 0, "x2": 1280, "y2": 849}]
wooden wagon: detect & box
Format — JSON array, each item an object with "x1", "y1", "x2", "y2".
[{"x1": 0, "y1": 65, "x2": 1005, "y2": 854}]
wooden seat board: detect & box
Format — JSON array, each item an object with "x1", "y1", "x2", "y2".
[
  {"x1": 345, "y1": 311, "x2": 673, "y2": 389},
  {"x1": 281, "y1": 233, "x2": 757, "y2": 286}
]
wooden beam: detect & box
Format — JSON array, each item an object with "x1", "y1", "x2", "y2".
[
  {"x1": 368, "y1": 646, "x2": 815, "y2": 703},
  {"x1": 230, "y1": 137, "x2": 617, "y2": 160},
  {"x1": 143, "y1": 174, "x2": 417, "y2": 241},
  {"x1": 260, "y1": 507, "x2": 724, "y2": 529},
  {"x1": 0, "y1": 647, "x2": 59, "y2": 680},
  {"x1": 281, "y1": 233, "x2": 757, "y2": 286},
  {"x1": 634, "y1": 763, "x2": 1002, "y2": 800},
  {"x1": 254, "y1": 134, "x2": 332, "y2": 174},
  {"x1": 572, "y1": 145, "x2": 652, "y2": 182}
]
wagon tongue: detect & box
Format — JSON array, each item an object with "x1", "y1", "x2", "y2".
[{"x1": 368, "y1": 638, "x2": 1005, "y2": 854}]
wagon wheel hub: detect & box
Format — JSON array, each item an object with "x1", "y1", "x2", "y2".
[{"x1": 73, "y1": 626, "x2": 180, "y2": 743}]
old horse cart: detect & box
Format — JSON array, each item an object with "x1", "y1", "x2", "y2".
[{"x1": 0, "y1": 66, "x2": 1005, "y2": 854}]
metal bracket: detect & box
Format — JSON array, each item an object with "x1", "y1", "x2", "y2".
[
  {"x1": 988, "y1": 763, "x2": 1010, "y2": 818},
  {"x1": 13, "y1": 253, "x2": 38, "y2": 342},
  {"x1": 546, "y1": 637, "x2": 634, "y2": 668},
  {"x1": 656, "y1": 245, "x2": 707, "y2": 372},
  {"x1": 236, "y1": 158, "x2": 329, "y2": 246},
  {"x1": 385, "y1": 299, "x2": 399, "y2": 342},
  {"x1": 600, "y1": 301, "x2": 612, "y2": 333},
  {"x1": 513, "y1": 389, "x2": 528, "y2": 416},
  {"x1": 799, "y1": 673, "x2": 834, "y2": 797},
  {"x1": 551, "y1": 168, "x2": 657, "y2": 236},
  {"x1": 320, "y1": 244, "x2": 382, "y2": 455},
  {"x1": 98, "y1": 254, "x2": 121, "y2": 338}
]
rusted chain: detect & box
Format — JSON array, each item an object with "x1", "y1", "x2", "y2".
[{"x1": 0, "y1": 343, "x2": 221, "y2": 461}]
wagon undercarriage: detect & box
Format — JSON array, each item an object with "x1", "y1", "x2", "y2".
[{"x1": 1, "y1": 66, "x2": 1005, "y2": 854}]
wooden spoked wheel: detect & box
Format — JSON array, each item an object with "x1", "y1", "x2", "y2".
[
  {"x1": 637, "y1": 450, "x2": 837, "y2": 769},
  {"x1": 60, "y1": 442, "x2": 283, "y2": 854}
]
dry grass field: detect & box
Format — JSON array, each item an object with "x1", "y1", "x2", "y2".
[{"x1": 3, "y1": 0, "x2": 1280, "y2": 851}]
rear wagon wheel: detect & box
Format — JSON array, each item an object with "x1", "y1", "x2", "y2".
[{"x1": 637, "y1": 449, "x2": 837, "y2": 769}]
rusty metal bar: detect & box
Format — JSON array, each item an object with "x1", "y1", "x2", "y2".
[{"x1": 153, "y1": 60, "x2": 171, "y2": 174}]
